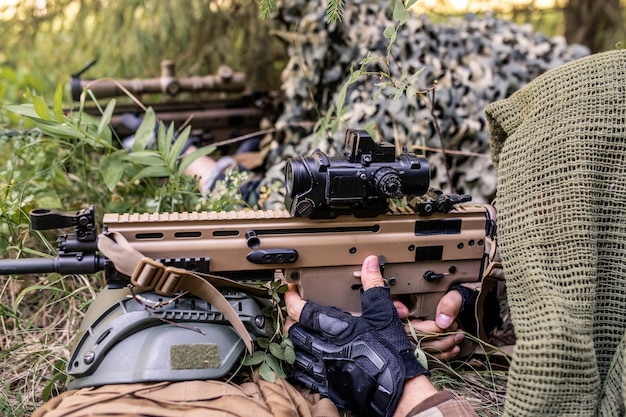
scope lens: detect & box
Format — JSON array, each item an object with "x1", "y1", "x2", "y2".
[{"x1": 285, "y1": 158, "x2": 311, "y2": 198}]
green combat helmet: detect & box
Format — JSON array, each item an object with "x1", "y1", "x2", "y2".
[{"x1": 66, "y1": 287, "x2": 271, "y2": 389}]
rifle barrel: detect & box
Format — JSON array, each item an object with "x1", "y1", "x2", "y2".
[{"x1": 0, "y1": 254, "x2": 106, "y2": 275}]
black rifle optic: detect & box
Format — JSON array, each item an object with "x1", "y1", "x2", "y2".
[{"x1": 285, "y1": 130, "x2": 431, "y2": 218}]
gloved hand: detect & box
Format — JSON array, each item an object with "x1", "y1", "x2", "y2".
[{"x1": 286, "y1": 256, "x2": 429, "y2": 417}]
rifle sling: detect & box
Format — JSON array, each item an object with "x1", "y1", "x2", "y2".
[{"x1": 97, "y1": 231, "x2": 256, "y2": 354}]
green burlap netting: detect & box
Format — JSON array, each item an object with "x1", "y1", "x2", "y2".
[{"x1": 486, "y1": 49, "x2": 626, "y2": 416}]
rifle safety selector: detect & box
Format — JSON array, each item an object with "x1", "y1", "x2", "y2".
[{"x1": 423, "y1": 270, "x2": 446, "y2": 282}]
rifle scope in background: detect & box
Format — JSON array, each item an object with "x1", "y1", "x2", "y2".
[
  {"x1": 284, "y1": 129, "x2": 430, "y2": 218},
  {"x1": 70, "y1": 60, "x2": 247, "y2": 101}
]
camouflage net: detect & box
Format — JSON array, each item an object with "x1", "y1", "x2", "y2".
[
  {"x1": 486, "y1": 49, "x2": 626, "y2": 416},
  {"x1": 258, "y1": 0, "x2": 588, "y2": 209}
]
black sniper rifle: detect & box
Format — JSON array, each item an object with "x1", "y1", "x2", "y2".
[{"x1": 70, "y1": 59, "x2": 279, "y2": 150}]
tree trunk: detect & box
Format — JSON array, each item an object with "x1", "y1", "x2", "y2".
[{"x1": 564, "y1": 0, "x2": 624, "y2": 53}]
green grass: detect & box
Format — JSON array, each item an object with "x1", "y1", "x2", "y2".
[{"x1": 0, "y1": 272, "x2": 97, "y2": 416}]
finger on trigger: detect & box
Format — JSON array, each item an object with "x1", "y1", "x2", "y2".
[
  {"x1": 284, "y1": 283, "x2": 306, "y2": 322},
  {"x1": 436, "y1": 290, "x2": 463, "y2": 330},
  {"x1": 393, "y1": 299, "x2": 409, "y2": 319}
]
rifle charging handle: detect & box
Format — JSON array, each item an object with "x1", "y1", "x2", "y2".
[{"x1": 245, "y1": 230, "x2": 260, "y2": 248}]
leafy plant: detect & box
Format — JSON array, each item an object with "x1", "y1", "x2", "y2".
[
  {"x1": 243, "y1": 280, "x2": 295, "y2": 382},
  {"x1": 99, "y1": 107, "x2": 217, "y2": 213},
  {"x1": 313, "y1": 0, "x2": 428, "y2": 140},
  {"x1": 259, "y1": 0, "x2": 347, "y2": 23}
]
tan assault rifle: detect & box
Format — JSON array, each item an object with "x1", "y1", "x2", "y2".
[
  {"x1": 0, "y1": 131, "x2": 502, "y2": 373},
  {"x1": 101, "y1": 203, "x2": 496, "y2": 322},
  {"x1": 0, "y1": 196, "x2": 498, "y2": 338},
  {"x1": 0, "y1": 130, "x2": 499, "y2": 331}
]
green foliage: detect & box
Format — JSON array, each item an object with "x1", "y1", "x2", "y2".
[
  {"x1": 258, "y1": 0, "x2": 347, "y2": 23},
  {"x1": 243, "y1": 280, "x2": 294, "y2": 382},
  {"x1": 258, "y1": 0, "x2": 276, "y2": 19},
  {"x1": 314, "y1": 0, "x2": 429, "y2": 139},
  {"x1": 1, "y1": 271, "x2": 98, "y2": 416},
  {"x1": 325, "y1": 0, "x2": 347, "y2": 23}
]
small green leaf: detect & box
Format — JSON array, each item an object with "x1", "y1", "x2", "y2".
[
  {"x1": 52, "y1": 83, "x2": 64, "y2": 122},
  {"x1": 383, "y1": 26, "x2": 395, "y2": 39},
  {"x1": 132, "y1": 165, "x2": 170, "y2": 180},
  {"x1": 97, "y1": 99, "x2": 116, "y2": 137},
  {"x1": 400, "y1": 12, "x2": 410, "y2": 25},
  {"x1": 157, "y1": 123, "x2": 168, "y2": 155},
  {"x1": 32, "y1": 119, "x2": 79, "y2": 138},
  {"x1": 393, "y1": 85, "x2": 405, "y2": 100},
  {"x1": 269, "y1": 342, "x2": 286, "y2": 360},
  {"x1": 415, "y1": 347, "x2": 429, "y2": 370},
  {"x1": 123, "y1": 150, "x2": 166, "y2": 167},
  {"x1": 266, "y1": 354, "x2": 286, "y2": 378},
  {"x1": 100, "y1": 150, "x2": 126, "y2": 191},
  {"x1": 284, "y1": 345, "x2": 296, "y2": 364},
  {"x1": 335, "y1": 82, "x2": 349, "y2": 117},
  {"x1": 243, "y1": 350, "x2": 266, "y2": 366},
  {"x1": 280, "y1": 337, "x2": 294, "y2": 349},
  {"x1": 262, "y1": 305, "x2": 274, "y2": 316},
  {"x1": 393, "y1": 0, "x2": 410, "y2": 24},
  {"x1": 259, "y1": 362, "x2": 276, "y2": 382},
  {"x1": 4, "y1": 103, "x2": 40, "y2": 118},
  {"x1": 408, "y1": 67, "x2": 426, "y2": 84},
  {"x1": 32, "y1": 95, "x2": 52, "y2": 120},
  {"x1": 178, "y1": 145, "x2": 216, "y2": 176},
  {"x1": 393, "y1": 0, "x2": 406, "y2": 21},
  {"x1": 389, "y1": 31, "x2": 397, "y2": 46},
  {"x1": 406, "y1": 85, "x2": 417, "y2": 99},
  {"x1": 257, "y1": 337, "x2": 270, "y2": 349},
  {"x1": 132, "y1": 108, "x2": 156, "y2": 152},
  {"x1": 350, "y1": 68, "x2": 363, "y2": 82},
  {"x1": 169, "y1": 125, "x2": 192, "y2": 170}
]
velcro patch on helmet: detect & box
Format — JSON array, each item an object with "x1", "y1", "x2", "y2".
[{"x1": 170, "y1": 344, "x2": 221, "y2": 369}]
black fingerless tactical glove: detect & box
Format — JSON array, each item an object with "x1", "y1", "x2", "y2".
[{"x1": 288, "y1": 286, "x2": 429, "y2": 417}]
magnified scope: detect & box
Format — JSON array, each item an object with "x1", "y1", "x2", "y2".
[{"x1": 284, "y1": 129, "x2": 430, "y2": 218}]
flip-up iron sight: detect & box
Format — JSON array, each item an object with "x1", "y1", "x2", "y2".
[
  {"x1": 0, "y1": 207, "x2": 106, "y2": 275},
  {"x1": 284, "y1": 129, "x2": 431, "y2": 218}
]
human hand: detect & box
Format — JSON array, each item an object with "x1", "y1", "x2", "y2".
[
  {"x1": 394, "y1": 290, "x2": 467, "y2": 361},
  {"x1": 284, "y1": 255, "x2": 430, "y2": 417}
]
